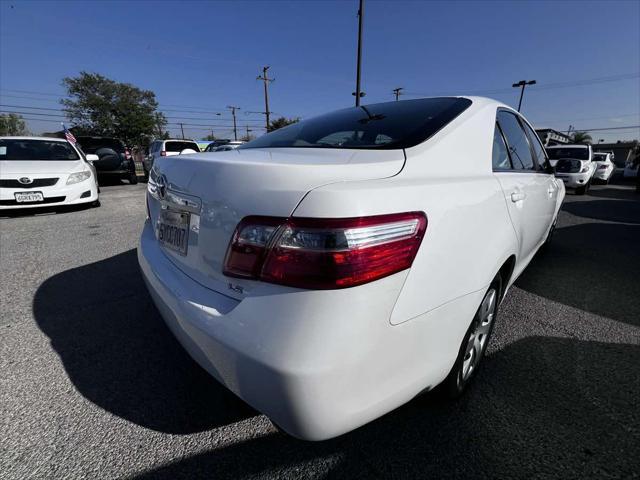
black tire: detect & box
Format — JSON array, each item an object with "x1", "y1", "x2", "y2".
[
  {"x1": 440, "y1": 276, "x2": 502, "y2": 399},
  {"x1": 129, "y1": 173, "x2": 138, "y2": 185},
  {"x1": 92, "y1": 200, "x2": 101, "y2": 208},
  {"x1": 575, "y1": 185, "x2": 587, "y2": 195}
]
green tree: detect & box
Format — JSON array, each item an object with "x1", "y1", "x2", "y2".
[
  {"x1": 571, "y1": 131, "x2": 592, "y2": 144},
  {"x1": 204, "y1": 133, "x2": 217, "y2": 141},
  {"x1": 61, "y1": 72, "x2": 167, "y2": 146},
  {"x1": 0, "y1": 113, "x2": 29, "y2": 135},
  {"x1": 266, "y1": 116, "x2": 299, "y2": 132}
]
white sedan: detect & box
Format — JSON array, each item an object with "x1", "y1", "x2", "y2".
[
  {"x1": 592, "y1": 152, "x2": 615, "y2": 183},
  {"x1": 0, "y1": 137, "x2": 99, "y2": 210},
  {"x1": 138, "y1": 97, "x2": 564, "y2": 440}
]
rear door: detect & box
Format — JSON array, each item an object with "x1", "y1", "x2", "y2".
[{"x1": 492, "y1": 110, "x2": 556, "y2": 264}]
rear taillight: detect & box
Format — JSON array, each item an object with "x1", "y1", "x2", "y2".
[
  {"x1": 223, "y1": 212, "x2": 427, "y2": 289},
  {"x1": 125, "y1": 149, "x2": 132, "y2": 160},
  {"x1": 160, "y1": 150, "x2": 167, "y2": 156}
]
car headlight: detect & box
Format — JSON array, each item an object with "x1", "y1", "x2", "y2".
[{"x1": 67, "y1": 170, "x2": 92, "y2": 185}]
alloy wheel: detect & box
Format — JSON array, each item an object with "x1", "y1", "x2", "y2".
[{"x1": 460, "y1": 288, "x2": 497, "y2": 382}]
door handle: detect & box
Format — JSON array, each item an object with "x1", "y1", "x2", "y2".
[{"x1": 511, "y1": 191, "x2": 526, "y2": 202}]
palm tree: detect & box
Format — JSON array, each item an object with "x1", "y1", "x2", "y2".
[{"x1": 571, "y1": 131, "x2": 592, "y2": 144}]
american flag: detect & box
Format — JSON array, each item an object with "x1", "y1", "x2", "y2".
[{"x1": 62, "y1": 123, "x2": 77, "y2": 144}]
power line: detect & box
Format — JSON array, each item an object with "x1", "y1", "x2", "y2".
[{"x1": 403, "y1": 72, "x2": 640, "y2": 97}]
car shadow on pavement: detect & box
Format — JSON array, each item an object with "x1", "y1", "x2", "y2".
[
  {"x1": 129, "y1": 336, "x2": 639, "y2": 479},
  {"x1": 516, "y1": 221, "x2": 640, "y2": 326},
  {"x1": 562, "y1": 198, "x2": 640, "y2": 224},
  {"x1": 32, "y1": 249, "x2": 257, "y2": 434}
]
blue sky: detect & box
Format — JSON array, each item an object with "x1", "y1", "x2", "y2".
[{"x1": 1, "y1": 0, "x2": 638, "y2": 141}]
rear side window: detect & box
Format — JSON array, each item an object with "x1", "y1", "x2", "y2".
[
  {"x1": 492, "y1": 124, "x2": 512, "y2": 170},
  {"x1": 240, "y1": 97, "x2": 472, "y2": 150},
  {"x1": 520, "y1": 121, "x2": 547, "y2": 171},
  {"x1": 165, "y1": 141, "x2": 200, "y2": 152},
  {"x1": 497, "y1": 111, "x2": 535, "y2": 171}
]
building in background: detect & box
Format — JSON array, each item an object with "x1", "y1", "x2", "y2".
[
  {"x1": 535, "y1": 128, "x2": 571, "y2": 147},
  {"x1": 594, "y1": 141, "x2": 639, "y2": 168}
]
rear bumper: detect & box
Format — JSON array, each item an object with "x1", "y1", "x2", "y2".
[
  {"x1": 0, "y1": 178, "x2": 98, "y2": 210},
  {"x1": 137, "y1": 220, "x2": 482, "y2": 440},
  {"x1": 593, "y1": 169, "x2": 612, "y2": 180}
]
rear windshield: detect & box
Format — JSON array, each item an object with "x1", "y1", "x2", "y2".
[
  {"x1": 240, "y1": 97, "x2": 472, "y2": 150},
  {"x1": 165, "y1": 141, "x2": 200, "y2": 152},
  {"x1": 77, "y1": 137, "x2": 125, "y2": 154},
  {"x1": 593, "y1": 153, "x2": 607, "y2": 161},
  {"x1": 547, "y1": 147, "x2": 589, "y2": 160},
  {"x1": 0, "y1": 139, "x2": 79, "y2": 161}
]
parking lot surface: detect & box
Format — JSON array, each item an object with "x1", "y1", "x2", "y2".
[{"x1": 1, "y1": 179, "x2": 639, "y2": 479}]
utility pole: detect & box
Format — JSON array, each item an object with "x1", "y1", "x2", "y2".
[
  {"x1": 227, "y1": 106, "x2": 239, "y2": 141},
  {"x1": 354, "y1": 0, "x2": 364, "y2": 106},
  {"x1": 245, "y1": 125, "x2": 253, "y2": 141},
  {"x1": 512, "y1": 79, "x2": 536, "y2": 112},
  {"x1": 257, "y1": 66, "x2": 274, "y2": 130},
  {"x1": 179, "y1": 122, "x2": 185, "y2": 139},
  {"x1": 392, "y1": 87, "x2": 404, "y2": 101}
]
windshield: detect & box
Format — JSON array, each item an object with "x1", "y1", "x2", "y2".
[
  {"x1": 240, "y1": 97, "x2": 472, "y2": 150},
  {"x1": 165, "y1": 141, "x2": 200, "y2": 152},
  {"x1": 0, "y1": 139, "x2": 80, "y2": 161},
  {"x1": 547, "y1": 147, "x2": 589, "y2": 160}
]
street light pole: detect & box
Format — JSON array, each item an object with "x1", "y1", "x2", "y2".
[
  {"x1": 354, "y1": 0, "x2": 364, "y2": 106},
  {"x1": 512, "y1": 79, "x2": 536, "y2": 112},
  {"x1": 392, "y1": 87, "x2": 404, "y2": 101}
]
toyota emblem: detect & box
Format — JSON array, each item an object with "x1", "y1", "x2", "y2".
[
  {"x1": 18, "y1": 177, "x2": 33, "y2": 185},
  {"x1": 157, "y1": 174, "x2": 167, "y2": 199}
]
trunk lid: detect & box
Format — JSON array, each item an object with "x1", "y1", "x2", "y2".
[{"x1": 147, "y1": 147, "x2": 405, "y2": 298}]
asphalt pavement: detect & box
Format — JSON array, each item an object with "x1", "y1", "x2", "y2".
[{"x1": 1, "y1": 178, "x2": 638, "y2": 479}]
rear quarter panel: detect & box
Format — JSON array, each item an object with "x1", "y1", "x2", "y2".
[{"x1": 293, "y1": 99, "x2": 518, "y2": 325}]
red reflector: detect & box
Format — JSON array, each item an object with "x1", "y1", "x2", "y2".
[{"x1": 223, "y1": 212, "x2": 427, "y2": 289}]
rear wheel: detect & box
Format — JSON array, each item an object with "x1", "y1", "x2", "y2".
[
  {"x1": 129, "y1": 172, "x2": 138, "y2": 185},
  {"x1": 441, "y1": 277, "x2": 501, "y2": 398}
]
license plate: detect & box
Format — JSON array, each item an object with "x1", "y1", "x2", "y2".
[
  {"x1": 15, "y1": 191, "x2": 44, "y2": 203},
  {"x1": 157, "y1": 209, "x2": 190, "y2": 255}
]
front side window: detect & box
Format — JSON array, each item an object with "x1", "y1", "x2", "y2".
[
  {"x1": 0, "y1": 139, "x2": 80, "y2": 161},
  {"x1": 492, "y1": 123, "x2": 512, "y2": 170},
  {"x1": 240, "y1": 97, "x2": 472, "y2": 150},
  {"x1": 497, "y1": 111, "x2": 535, "y2": 171}
]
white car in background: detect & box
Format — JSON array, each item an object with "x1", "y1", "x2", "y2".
[
  {"x1": 138, "y1": 97, "x2": 564, "y2": 440},
  {"x1": 143, "y1": 139, "x2": 202, "y2": 178},
  {"x1": 0, "y1": 136, "x2": 99, "y2": 210},
  {"x1": 592, "y1": 152, "x2": 615, "y2": 183},
  {"x1": 547, "y1": 144, "x2": 596, "y2": 194}
]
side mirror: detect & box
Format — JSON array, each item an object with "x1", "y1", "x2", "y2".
[
  {"x1": 86, "y1": 154, "x2": 99, "y2": 162},
  {"x1": 545, "y1": 162, "x2": 555, "y2": 174}
]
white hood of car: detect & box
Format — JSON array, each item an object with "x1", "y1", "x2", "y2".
[{"x1": 0, "y1": 160, "x2": 86, "y2": 176}]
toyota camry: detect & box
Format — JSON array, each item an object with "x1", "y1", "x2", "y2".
[{"x1": 138, "y1": 97, "x2": 564, "y2": 440}]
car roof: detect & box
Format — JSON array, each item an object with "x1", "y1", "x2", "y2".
[
  {"x1": 0, "y1": 136, "x2": 69, "y2": 142},
  {"x1": 162, "y1": 138, "x2": 198, "y2": 142}
]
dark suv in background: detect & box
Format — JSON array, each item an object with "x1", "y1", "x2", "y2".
[{"x1": 76, "y1": 136, "x2": 138, "y2": 185}]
